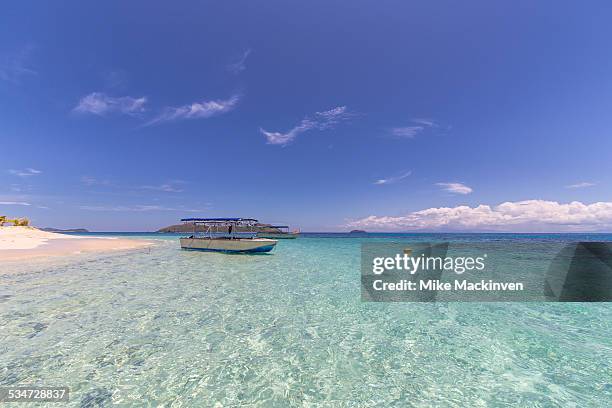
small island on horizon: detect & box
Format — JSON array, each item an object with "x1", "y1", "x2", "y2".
[{"x1": 41, "y1": 227, "x2": 90, "y2": 233}]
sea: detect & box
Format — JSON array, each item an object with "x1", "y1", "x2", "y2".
[{"x1": 1, "y1": 233, "x2": 611, "y2": 407}]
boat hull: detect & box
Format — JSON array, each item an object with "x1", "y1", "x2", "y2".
[{"x1": 180, "y1": 237, "x2": 277, "y2": 253}]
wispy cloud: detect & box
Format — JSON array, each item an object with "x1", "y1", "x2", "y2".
[
  {"x1": 228, "y1": 49, "x2": 252, "y2": 74},
  {"x1": 260, "y1": 119, "x2": 315, "y2": 146},
  {"x1": 9, "y1": 168, "x2": 42, "y2": 177},
  {"x1": 374, "y1": 171, "x2": 412, "y2": 185},
  {"x1": 566, "y1": 182, "x2": 596, "y2": 189},
  {"x1": 81, "y1": 176, "x2": 112, "y2": 186},
  {"x1": 390, "y1": 126, "x2": 424, "y2": 138},
  {"x1": 261, "y1": 106, "x2": 353, "y2": 146},
  {"x1": 73, "y1": 92, "x2": 147, "y2": 116},
  {"x1": 81, "y1": 177, "x2": 186, "y2": 193},
  {"x1": 79, "y1": 205, "x2": 168, "y2": 212},
  {"x1": 81, "y1": 178, "x2": 104, "y2": 187},
  {"x1": 436, "y1": 182, "x2": 473, "y2": 195},
  {"x1": 347, "y1": 200, "x2": 612, "y2": 232},
  {"x1": 140, "y1": 183, "x2": 184, "y2": 193},
  {"x1": 389, "y1": 118, "x2": 438, "y2": 139},
  {"x1": 79, "y1": 204, "x2": 204, "y2": 212},
  {"x1": 411, "y1": 118, "x2": 437, "y2": 127},
  {"x1": 0, "y1": 46, "x2": 37, "y2": 83},
  {"x1": 0, "y1": 201, "x2": 31, "y2": 206},
  {"x1": 146, "y1": 94, "x2": 240, "y2": 126},
  {"x1": 9, "y1": 184, "x2": 25, "y2": 192}
]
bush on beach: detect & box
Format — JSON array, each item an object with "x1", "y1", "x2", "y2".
[{"x1": 0, "y1": 216, "x2": 30, "y2": 227}]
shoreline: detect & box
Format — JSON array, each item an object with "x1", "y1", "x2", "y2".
[{"x1": 0, "y1": 227, "x2": 154, "y2": 262}]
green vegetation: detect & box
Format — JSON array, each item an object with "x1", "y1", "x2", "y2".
[{"x1": 0, "y1": 215, "x2": 30, "y2": 227}]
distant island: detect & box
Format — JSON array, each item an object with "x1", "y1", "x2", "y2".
[
  {"x1": 349, "y1": 229, "x2": 367, "y2": 234},
  {"x1": 41, "y1": 227, "x2": 89, "y2": 233}
]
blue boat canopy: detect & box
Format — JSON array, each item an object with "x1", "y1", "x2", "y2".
[
  {"x1": 181, "y1": 217, "x2": 258, "y2": 222},
  {"x1": 270, "y1": 225, "x2": 289, "y2": 228}
]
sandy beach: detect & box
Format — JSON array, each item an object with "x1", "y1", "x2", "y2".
[{"x1": 0, "y1": 226, "x2": 153, "y2": 262}]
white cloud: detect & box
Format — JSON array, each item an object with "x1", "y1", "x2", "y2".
[
  {"x1": 0, "y1": 201, "x2": 31, "y2": 206},
  {"x1": 8, "y1": 168, "x2": 42, "y2": 177},
  {"x1": 411, "y1": 118, "x2": 436, "y2": 127},
  {"x1": 390, "y1": 126, "x2": 424, "y2": 138},
  {"x1": 374, "y1": 171, "x2": 412, "y2": 185},
  {"x1": 74, "y1": 92, "x2": 147, "y2": 116},
  {"x1": 314, "y1": 106, "x2": 353, "y2": 125},
  {"x1": 566, "y1": 182, "x2": 595, "y2": 189},
  {"x1": 146, "y1": 95, "x2": 240, "y2": 125},
  {"x1": 437, "y1": 182, "x2": 473, "y2": 195},
  {"x1": 261, "y1": 106, "x2": 352, "y2": 146},
  {"x1": 228, "y1": 49, "x2": 252, "y2": 74},
  {"x1": 260, "y1": 119, "x2": 316, "y2": 146},
  {"x1": 347, "y1": 200, "x2": 612, "y2": 232},
  {"x1": 389, "y1": 119, "x2": 438, "y2": 139}
]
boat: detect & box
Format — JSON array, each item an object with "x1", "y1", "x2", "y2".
[
  {"x1": 257, "y1": 225, "x2": 300, "y2": 239},
  {"x1": 179, "y1": 218, "x2": 277, "y2": 253}
]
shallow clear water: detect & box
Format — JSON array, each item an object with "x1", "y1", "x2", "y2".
[{"x1": 1, "y1": 234, "x2": 611, "y2": 407}]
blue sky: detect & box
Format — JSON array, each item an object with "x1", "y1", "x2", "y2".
[{"x1": 2, "y1": 1, "x2": 612, "y2": 231}]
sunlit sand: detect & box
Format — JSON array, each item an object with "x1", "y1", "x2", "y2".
[{"x1": 0, "y1": 226, "x2": 153, "y2": 262}]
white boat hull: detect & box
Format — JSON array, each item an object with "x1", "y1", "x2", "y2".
[{"x1": 180, "y1": 237, "x2": 277, "y2": 253}]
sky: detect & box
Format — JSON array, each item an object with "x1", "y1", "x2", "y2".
[{"x1": 2, "y1": 1, "x2": 612, "y2": 232}]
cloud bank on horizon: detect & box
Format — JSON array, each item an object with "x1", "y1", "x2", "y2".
[{"x1": 347, "y1": 200, "x2": 612, "y2": 232}]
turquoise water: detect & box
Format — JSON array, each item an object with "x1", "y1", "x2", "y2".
[{"x1": 1, "y1": 234, "x2": 611, "y2": 407}]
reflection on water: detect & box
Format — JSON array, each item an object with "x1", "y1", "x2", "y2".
[{"x1": 1, "y1": 235, "x2": 611, "y2": 406}]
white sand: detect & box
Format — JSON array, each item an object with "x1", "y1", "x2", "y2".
[
  {"x1": 0, "y1": 226, "x2": 85, "y2": 250},
  {"x1": 0, "y1": 226, "x2": 153, "y2": 262}
]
